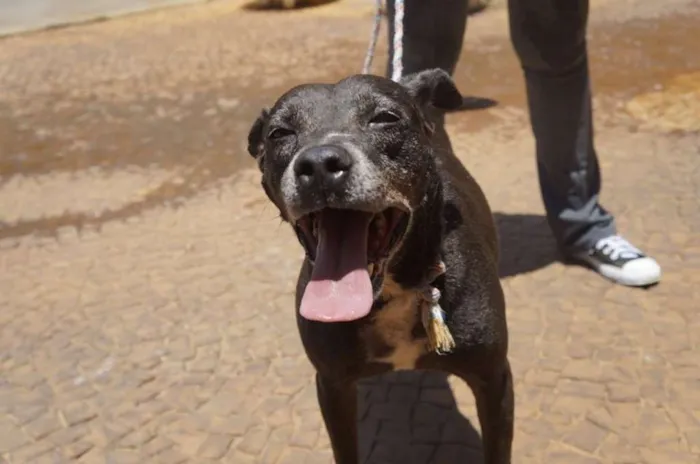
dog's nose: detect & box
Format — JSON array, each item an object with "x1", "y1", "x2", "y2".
[{"x1": 294, "y1": 145, "x2": 353, "y2": 189}]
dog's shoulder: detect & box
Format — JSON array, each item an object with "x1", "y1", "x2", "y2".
[
  {"x1": 436, "y1": 147, "x2": 499, "y2": 263},
  {"x1": 433, "y1": 147, "x2": 506, "y2": 345}
]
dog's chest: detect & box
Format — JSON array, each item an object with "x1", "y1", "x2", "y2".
[{"x1": 363, "y1": 285, "x2": 428, "y2": 370}]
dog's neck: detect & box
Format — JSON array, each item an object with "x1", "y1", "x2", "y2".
[{"x1": 387, "y1": 169, "x2": 445, "y2": 292}]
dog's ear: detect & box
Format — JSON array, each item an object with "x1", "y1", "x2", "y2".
[
  {"x1": 247, "y1": 109, "x2": 270, "y2": 168},
  {"x1": 400, "y1": 69, "x2": 463, "y2": 111}
]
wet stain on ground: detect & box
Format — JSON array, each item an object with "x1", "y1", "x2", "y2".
[
  {"x1": 0, "y1": 5, "x2": 698, "y2": 239},
  {"x1": 0, "y1": 89, "x2": 272, "y2": 177},
  {"x1": 626, "y1": 71, "x2": 700, "y2": 132},
  {"x1": 0, "y1": 87, "x2": 279, "y2": 239},
  {"x1": 450, "y1": 10, "x2": 700, "y2": 132}
]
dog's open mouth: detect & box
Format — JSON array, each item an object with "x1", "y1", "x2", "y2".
[{"x1": 294, "y1": 208, "x2": 409, "y2": 322}]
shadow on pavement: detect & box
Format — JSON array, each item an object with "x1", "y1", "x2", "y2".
[
  {"x1": 494, "y1": 212, "x2": 560, "y2": 278},
  {"x1": 451, "y1": 95, "x2": 499, "y2": 112},
  {"x1": 241, "y1": 0, "x2": 340, "y2": 11},
  {"x1": 358, "y1": 371, "x2": 484, "y2": 464},
  {"x1": 351, "y1": 213, "x2": 555, "y2": 463},
  {"x1": 352, "y1": 214, "x2": 555, "y2": 462}
]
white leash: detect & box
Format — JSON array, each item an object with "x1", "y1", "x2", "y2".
[
  {"x1": 362, "y1": 0, "x2": 404, "y2": 82},
  {"x1": 390, "y1": 0, "x2": 404, "y2": 81}
]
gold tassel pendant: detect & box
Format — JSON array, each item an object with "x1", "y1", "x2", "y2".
[{"x1": 420, "y1": 263, "x2": 456, "y2": 355}]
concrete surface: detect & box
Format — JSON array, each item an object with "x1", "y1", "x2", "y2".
[
  {"x1": 0, "y1": 0, "x2": 220, "y2": 37},
  {"x1": 0, "y1": 0, "x2": 699, "y2": 462}
]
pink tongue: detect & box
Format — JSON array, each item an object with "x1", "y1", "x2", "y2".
[{"x1": 299, "y1": 210, "x2": 374, "y2": 322}]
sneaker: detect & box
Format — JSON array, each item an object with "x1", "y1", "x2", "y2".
[{"x1": 571, "y1": 235, "x2": 661, "y2": 287}]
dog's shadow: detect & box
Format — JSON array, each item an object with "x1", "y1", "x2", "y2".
[
  {"x1": 358, "y1": 371, "x2": 483, "y2": 464},
  {"x1": 356, "y1": 212, "x2": 556, "y2": 463},
  {"x1": 494, "y1": 212, "x2": 559, "y2": 278}
]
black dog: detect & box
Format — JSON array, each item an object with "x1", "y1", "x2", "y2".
[{"x1": 247, "y1": 69, "x2": 513, "y2": 464}]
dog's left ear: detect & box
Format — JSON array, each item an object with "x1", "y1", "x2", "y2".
[
  {"x1": 400, "y1": 68, "x2": 463, "y2": 112},
  {"x1": 247, "y1": 109, "x2": 270, "y2": 169}
]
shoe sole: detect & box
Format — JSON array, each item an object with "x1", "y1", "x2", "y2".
[{"x1": 568, "y1": 255, "x2": 662, "y2": 288}]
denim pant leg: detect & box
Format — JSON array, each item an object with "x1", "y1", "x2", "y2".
[
  {"x1": 386, "y1": 0, "x2": 616, "y2": 253},
  {"x1": 384, "y1": 0, "x2": 468, "y2": 77},
  {"x1": 384, "y1": 0, "x2": 469, "y2": 151},
  {"x1": 508, "y1": 0, "x2": 617, "y2": 253}
]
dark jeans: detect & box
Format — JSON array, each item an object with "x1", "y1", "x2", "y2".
[{"x1": 385, "y1": 0, "x2": 617, "y2": 253}]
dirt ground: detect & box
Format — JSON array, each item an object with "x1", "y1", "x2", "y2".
[{"x1": 0, "y1": 0, "x2": 699, "y2": 462}]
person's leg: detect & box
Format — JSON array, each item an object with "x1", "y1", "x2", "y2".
[
  {"x1": 507, "y1": 0, "x2": 660, "y2": 286},
  {"x1": 384, "y1": 0, "x2": 469, "y2": 152},
  {"x1": 385, "y1": 0, "x2": 469, "y2": 78},
  {"x1": 508, "y1": 0, "x2": 611, "y2": 251}
]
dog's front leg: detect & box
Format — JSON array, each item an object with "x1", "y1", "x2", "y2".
[
  {"x1": 316, "y1": 373, "x2": 358, "y2": 464},
  {"x1": 467, "y1": 358, "x2": 515, "y2": 464}
]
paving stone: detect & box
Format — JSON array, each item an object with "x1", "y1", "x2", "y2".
[
  {"x1": 640, "y1": 448, "x2": 698, "y2": 464},
  {"x1": 560, "y1": 360, "x2": 604, "y2": 383},
  {"x1": 523, "y1": 368, "x2": 560, "y2": 388},
  {"x1": 562, "y1": 420, "x2": 609, "y2": 454},
  {"x1": 607, "y1": 382, "x2": 641, "y2": 403},
  {"x1": 545, "y1": 449, "x2": 601, "y2": 464},
  {"x1": 24, "y1": 413, "x2": 63, "y2": 440},
  {"x1": 6, "y1": 440, "x2": 57, "y2": 463},
  {"x1": 63, "y1": 440, "x2": 94, "y2": 460},
  {"x1": 289, "y1": 415, "x2": 321, "y2": 449},
  {"x1": 141, "y1": 436, "x2": 174, "y2": 457},
  {"x1": 0, "y1": 1, "x2": 698, "y2": 463},
  {"x1": 556, "y1": 379, "x2": 607, "y2": 400},
  {"x1": 0, "y1": 417, "x2": 30, "y2": 453},
  {"x1": 278, "y1": 448, "x2": 312, "y2": 464},
  {"x1": 46, "y1": 425, "x2": 89, "y2": 447},
  {"x1": 102, "y1": 449, "x2": 143, "y2": 464},
  {"x1": 10, "y1": 404, "x2": 47, "y2": 427},
  {"x1": 237, "y1": 425, "x2": 271, "y2": 456},
  {"x1": 149, "y1": 448, "x2": 189, "y2": 464},
  {"x1": 431, "y1": 444, "x2": 482, "y2": 463},
  {"x1": 60, "y1": 403, "x2": 98, "y2": 427},
  {"x1": 196, "y1": 434, "x2": 234, "y2": 459},
  {"x1": 118, "y1": 427, "x2": 157, "y2": 448},
  {"x1": 27, "y1": 451, "x2": 66, "y2": 464}
]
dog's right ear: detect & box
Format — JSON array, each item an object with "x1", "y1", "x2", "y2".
[{"x1": 247, "y1": 109, "x2": 270, "y2": 169}]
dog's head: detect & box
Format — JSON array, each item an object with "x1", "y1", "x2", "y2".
[{"x1": 248, "y1": 69, "x2": 462, "y2": 322}]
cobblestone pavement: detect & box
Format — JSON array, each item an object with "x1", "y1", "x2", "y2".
[{"x1": 1, "y1": 0, "x2": 699, "y2": 463}]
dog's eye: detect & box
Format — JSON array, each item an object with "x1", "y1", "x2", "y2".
[
  {"x1": 268, "y1": 127, "x2": 295, "y2": 141},
  {"x1": 369, "y1": 111, "x2": 401, "y2": 126}
]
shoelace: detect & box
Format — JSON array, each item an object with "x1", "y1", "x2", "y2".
[{"x1": 594, "y1": 235, "x2": 643, "y2": 261}]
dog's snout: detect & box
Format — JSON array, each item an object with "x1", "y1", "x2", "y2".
[{"x1": 294, "y1": 145, "x2": 353, "y2": 189}]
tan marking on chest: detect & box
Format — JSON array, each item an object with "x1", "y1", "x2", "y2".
[{"x1": 365, "y1": 278, "x2": 428, "y2": 370}]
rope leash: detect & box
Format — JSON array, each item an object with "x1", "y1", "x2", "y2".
[
  {"x1": 362, "y1": 0, "x2": 404, "y2": 82},
  {"x1": 390, "y1": 0, "x2": 404, "y2": 81},
  {"x1": 361, "y1": 0, "x2": 384, "y2": 75}
]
